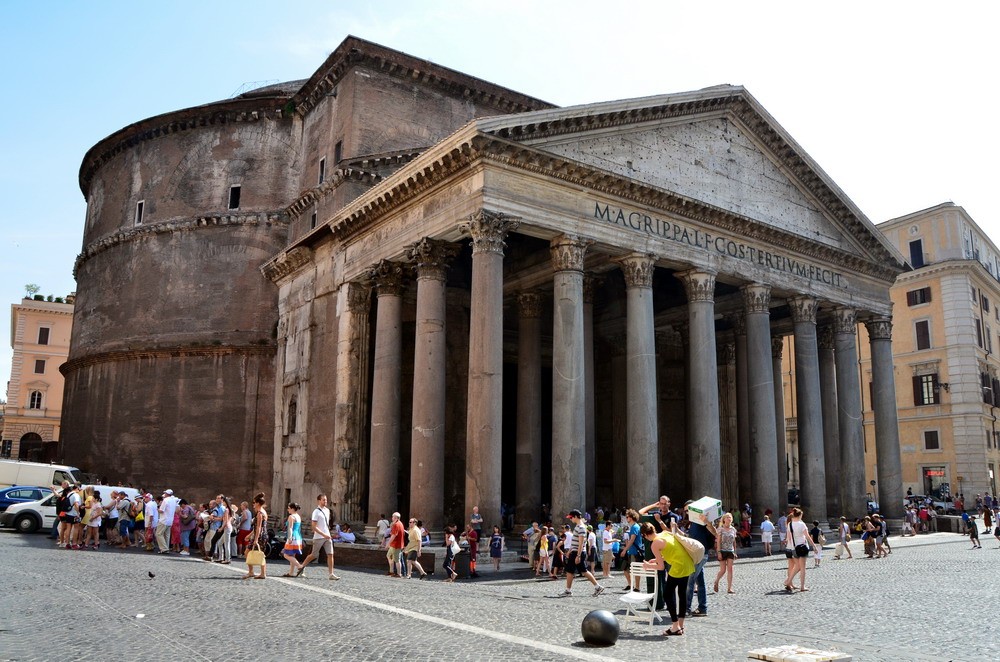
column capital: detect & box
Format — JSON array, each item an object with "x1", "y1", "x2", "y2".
[
  {"x1": 741, "y1": 282, "x2": 771, "y2": 314},
  {"x1": 677, "y1": 268, "x2": 717, "y2": 303},
  {"x1": 771, "y1": 335, "x2": 784, "y2": 359},
  {"x1": 788, "y1": 296, "x2": 818, "y2": 324},
  {"x1": 517, "y1": 291, "x2": 544, "y2": 319},
  {"x1": 832, "y1": 307, "x2": 857, "y2": 335},
  {"x1": 367, "y1": 260, "x2": 407, "y2": 296},
  {"x1": 461, "y1": 209, "x2": 520, "y2": 255},
  {"x1": 406, "y1": 237, "x2": 460, "y2": 281},
  {"x1": 550, "y1": 234, "x2": 593, "y2": 272},
  {"x1": 345, "y1": 280, "x2": 371, "y2": 313},
  {"x1": 728, "y1": 312, "x2": 746, "y2": 337},
  {"x1": 865, "y1": 317, "x2": 893, "y2": 341},
  {"x1": 582, "y1": 272, "x2": 604, "y2": 304},
  {"x1": 615, "y1": 252, "x2": 657, "y2": 288},
  {"x1": 818, "y1": 325, "x2": 835, "y2": 350}
]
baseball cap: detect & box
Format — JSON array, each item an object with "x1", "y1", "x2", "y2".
[
  {"x1": 567, "y1": 509, "x2": 582, "y2": 519},
  {"x1": 163, "y1": 489, "x2": 174, "y2": 496}
]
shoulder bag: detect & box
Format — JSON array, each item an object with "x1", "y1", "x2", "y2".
[
  {"x1": 674, "y1": 532, "x2": 705, "y2": 565},
  {"x1": 246, "y1": 543, "x2": 266, "y2": 567}
]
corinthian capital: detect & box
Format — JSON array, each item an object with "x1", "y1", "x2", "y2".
[
  {"x1": 727, "y1": 312, "x2": 746, "y2": 337},
  {"x1": 677, "y1": 268, "x2": 716, "y2": 303},
  {"x1": 741, "y1": 283, "x2": 771, "y2": 314},
  {"x1": 771, "y1": 336, "x2": 784, "y2": 359},
  {"x1": 818, "y1": 325, "x2": 835, "y2": 350},
  {"x1": 367, "y1": 260, "x2": 407, "y2": 296},
  {"x1": 832, "y1": 307, "x2": 857, "y2": 336},
  {"x1": 517, "y1": 291, "x2": 543, "y2": 319},
  {"x1": 550, "y1": 234, "x2": 593, "y2": 272},
  {"x1": 865, "y1": 317, "x2": 893, "y2": 341},
  {"x1": 460, "y1": 209, "x2": 520, "y2": 255},
  {"x1": 616, "y1": 253, "x2": 657, "y2": 288},
  {"x1": 788, "y1": 296, "x2": 818, "y2": 324},
  {"x1": 406, "y1": 237, "x2": 460, "y2": 281}
]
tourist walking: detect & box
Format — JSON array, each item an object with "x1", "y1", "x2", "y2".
[
  {"x1": 404, "y1": 517, "x2": 428, "y2": 579},
  {"x1": 386, "y1": 512, "x2": 405, "y2": 577},
  {"x1": 618, "y1": 509, "x2": 642, "y2": 589},
  {"x1": 489, "y1": 525, "x2": 504, "y2": 572},
  {"x1": 216, "y1": 496, "x2": 233, "y2": 564},
  {"x1": 537, "y1": 526, "x2": 552, "y2": 577},
  {"x1": 280, "y1": 502, "x2": 304, "y2": 576},
  {"x1": 640, "y1": 520, "x2": 695, "y2": 637},
  {"x1": 713, "y1": 512, "x2": 738, "y2": 594},
  {"x1": 558, "y1": 510, "x2": 604, "y2": 597},
  {"x1": 969, "y1": 513, "x2": 982, "y2": 549},
  {"x1": 760, "y1": 515, "x2": 775, "y2": 556},
  {"x1": 601, "y1": 522, "x2": 615, "y2": 578},
  {"x1": 784, "y1": 507, "x2": 814, "y2": 592},
  {"x1": 833, "y1": 516, "x2": 853, "y2": 559},
  {"x1": 684, "y1": 500, "x2": 717, "y2": 617},
  {"x1": 809, "y1": 520, "x2": 824, "y2": 567},
  {"x1": 297, "y1": 494, "x2": 340, "y2": 579},
  {"x1": 442, "y1": 525, "x2": 459, "y2": 582}
]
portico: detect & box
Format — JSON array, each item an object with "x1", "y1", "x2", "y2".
[{"x1": 264, "y1": 87, "x2": 908, "y2": 530}]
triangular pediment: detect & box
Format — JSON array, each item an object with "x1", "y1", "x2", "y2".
[{"x1": 476, "y1": 88, "x2": 906, "y2": 269}]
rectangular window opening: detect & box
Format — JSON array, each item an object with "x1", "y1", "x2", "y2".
[
  {"x1": 912, "y1": 373, "x2": 938, "y2": 406},
  {"x1": 906, "y1": 287, "x2": 932, "y2": 306},
  {"x1": 228, "y1": 186, "x2": 241, "y2": 210},
  {"x1": 923, "y1": 430, "x2": 940, "y2": 451},
  {"x1": 915, "y1": 320, "x2": 931, "y2": 350},
  {"x1": 34, "y1": 359, "x2": 45, "y2": 374},
  {"x1": 909, "y1": 239, "x2": 924, "y2": 268},
  {"x1": 318, "y1": 158, "x2": 326, "y2": 185},
  {"x1": 334, "y1": 140, "x2": 343, "y2": 164},
  {"x1": 37, "y1": 327, "x2": 50, "y2": 345},
  {"x1": 135, "y1": 200, "x2": 144, "y2": 225},
  {"x1": 310, "y1": 211, "x2": 317, "y2": 230}
]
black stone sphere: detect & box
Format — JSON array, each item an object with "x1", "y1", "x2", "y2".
[{"x1": 581, "y1": 609, "x2": 619, "y2": 646}]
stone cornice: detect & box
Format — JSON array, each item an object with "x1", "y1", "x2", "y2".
[
  {"x1": 285, "y1": 168, "x2": 385, "y2": 220},
  {"x1": 292, "y1": 36, "x2": 553, "y2": 117},
  {"x1": 80, "y1": 97, "x2": 292, "y2": 196},
  {"x1": 261, "y1": 246, "x2": 313, "y2": 283},
  {"x1": 76, "y1": 212, "x2": 288, "y2": 278},
  {"x1": 60, "y1": 343, "x2": 275, "y2": 375},
  {"x1": 13, "y1": 301, "x2": 74, "y2": 316}
]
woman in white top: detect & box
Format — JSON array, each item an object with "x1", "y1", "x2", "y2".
[
  {"x1": 784, "y1": 507, "x2": 815, "y2": 592},
  {"x1": 216, "y1": 496, "x2": 233, "y2": 564}
]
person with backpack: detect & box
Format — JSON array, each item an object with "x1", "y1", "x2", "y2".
[{"x1": 117, "y1": 492, "x2": 134, "y2": 549}]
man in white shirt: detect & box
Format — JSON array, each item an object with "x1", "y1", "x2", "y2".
[
  {"x1": 560, "y1": 510, "x2": 604, "y2": 597},
  {"x1": 143, "y1": 494, "x2": 158, "y2": 551},
  {"x1": 156, "y1": 489, "x2": 178, "y2": 554},
  {"x1": 297, "y1": 494, "x2": 340, "y2": 580}
]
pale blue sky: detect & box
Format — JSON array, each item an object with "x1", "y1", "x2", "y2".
[{"x1": 1, "y1": 1, "x2": 998, "y2": 396}]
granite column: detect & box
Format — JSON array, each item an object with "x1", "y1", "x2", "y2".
[
  {"x1": 744, "y1": 283, "x2": 779, "y2": 519},
  {"x1": 515, "y1": 291, "x2": 543, "y2": 525},
  {"x1": 818, "y1": 325, "x2": 841, "y2": 518},
  {"x1": 334, "y1": 281, "x2": 370, "y2": 523},
  {"x1": 366, "y1": 260, "x2": 406, "y2": 524},
  {"x1": 789, "y1": 296, "x2": 827, "y2": 523},
  {"x1": 551, "y1": 235, "x2": 591, "y2": 517},
  {"x1": 771, "y1": 336, "x2": 788, "y2": 513},
  {"x1": 732, "y1": 313, "x2": 752, "y2": 507},
  {"x1": 407, "y1": 238, "x2": 459, "y2": 530},
  {"x1": 866, "y1": 317, "x2": 904, "y2": 520},
  {"x1": 462, "y1": 210, "x2": 519, "y2": 528},
  {"x1": 679, "y1": 269, "x2": 721, "y2": 499},
  {"x1": 834, "y1": 308, "x2": 866, "y2": 518}
]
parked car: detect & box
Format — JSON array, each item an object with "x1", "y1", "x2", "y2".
[
  {"x1": 0, "y1": 459, "x2": 83, "y2": 489},
  {"x1": 0, "y1": 485, "x2": 53, "y2": 512},
  {"x1": 904, "y1": 494, "x2": 955, "y2": 514},
  {"x1": 0, "y1": 492, "x2": 57, "y2": 533}
]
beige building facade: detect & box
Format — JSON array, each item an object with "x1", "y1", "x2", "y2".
[
  {"x1": 2, "y1": 296, "x2": 74, "y2": 461},
  {"x1": 863, "y1": 203, "x2": 1000, "y2": 502}
]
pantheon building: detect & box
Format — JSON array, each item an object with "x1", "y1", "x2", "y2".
[{"x1": 63, "y1": 37, "x2": 907, "y2": 528}]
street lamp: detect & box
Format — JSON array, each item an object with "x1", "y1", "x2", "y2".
[{"x1": 870, "y1": 479, "x2": 877, "y2": 513}]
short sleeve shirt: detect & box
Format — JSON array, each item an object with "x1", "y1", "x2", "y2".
[
  {"x1": 312, "y1": 507, "x2": 330, "y2": 540},
  {"x1": 626, "y1": 523, "x2": 642, "y2": 555},
  {"x1": 389, "y1": 520, "x2": 406, "y2": 549},
  {"x1": 569, "y1": 523, "x2": 587, "y2": 553}
]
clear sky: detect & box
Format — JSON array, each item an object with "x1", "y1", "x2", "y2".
[{"x1": 1, "y1": 1, "x2": 998, "y2": 399}]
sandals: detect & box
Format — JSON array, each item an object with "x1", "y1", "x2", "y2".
[
  {"x1": 664, "y1": 628, "x2": 684, "y2": 636},
  {"x1": 783, "y1": 583, "x2": 793, "y2": 593}
]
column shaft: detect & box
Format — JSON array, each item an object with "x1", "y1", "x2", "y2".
[
  {"x1": 515, "y1": 292, "x2": 542, "y2": 524},
  {"x1": 733, "y1": 314, "x2": 752, "y2": 506},
  {"x1": 620, "y1": 254, "x2": 659, "y2": 506},
  {"x1": 744, "y1": 284, "x2": 778, "y2": 519},
  {"x1": 772, "y1": 337, "x2": 788, "y2": 513},
  {"x1": 551, "y1": 235, "x2": 591, "y2": 516},
  {"x1": 818, "y1": 325, "x2": 841, "y2": 518},
  {"x1": 789, "y1": 296, "x2": 828, "y2": 523},
  {"x1": 462, "y1": 211, "x2": 519, "y2": 528},
  {"x1": 834, "y1": 308, "x2": 866, "y2": 517},
  {"x1": 367, "y1": 261, "x2": 405, "y2": 524},
  {"x1": 334, "y1": 281, "x2": 370, "y2": 523},
  {"x1": 583, "y1": 275, "x2": 598, "y2": 511},
  {"x1": 679, "y1": 269, "x2": 721, "y2": 498},
  {"x1": 407, "y1": 239, "x2": 458, "y2": 530},
  {"x1": 867, "y1": 317, "x2": 904, "y2": 520}
]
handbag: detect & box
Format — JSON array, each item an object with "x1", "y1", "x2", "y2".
[
  {"x1": 449, "y1": 538, "x2": 460, "y2": 555},
  {"x1": 674, "y1": 532, "x2": 705, "y2": 564},
  {"x1": 246, "y1": 544, "x2": 266, "y2": 566}
]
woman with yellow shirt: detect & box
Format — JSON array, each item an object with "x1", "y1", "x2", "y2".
[{"x1": 641, "y1": 521, "x2": 695, "y2": 636}]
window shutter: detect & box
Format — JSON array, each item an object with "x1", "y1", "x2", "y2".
[{"x1": 913, "y1": 375, "x2": 922, "y2": 406}]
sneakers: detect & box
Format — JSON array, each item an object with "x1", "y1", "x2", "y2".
[
  {"x1": 179, "y1": 550, "x2": 190, "y2": 556},
  {"x1": 558, "y1": 589, "x2": 572, "y2": 597},
  {"x1": 593, "y1": 585, "x2": 606, "y2": 597},
  {"x1": 689, "y1": 608, "x2": 708, "y2": 617},
  {"x1": 329, "y1": 573, "x2": 340, "y2": 580}
]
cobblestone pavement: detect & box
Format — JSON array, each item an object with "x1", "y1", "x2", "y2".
[{"x1": 0, "y1": 528, "x2": 995, "y2": 661}]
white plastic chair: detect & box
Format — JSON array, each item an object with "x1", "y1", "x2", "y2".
[{"x1": 619, "y1": 562, "x2": 661, "y2": 629}]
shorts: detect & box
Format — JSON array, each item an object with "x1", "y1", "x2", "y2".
[
  {"x1": 387, "y1": 546, "x2": 402, "y2": 563},
  {"x1": 568, "y1": 550, "x2": 588, "y2": 574},
  {"x1": 406, "y1": 550, "x2": 418, "y2": 561},
  {"x1": 312, "y1": 538, "x2": 334, "y2": 554},
  {"x1": 119, "y1": 521, "x2": 133, "y2": 536},
  {"x1": 60, "y1": 514, "x2": 80, "y2": 525},
  {"x1": 784, "y1": 548, "x2": 794, "y2": 559},
  {"x1": 720, "y1": 550, "x2": 735, "y2": 560},
  {"x1": 794, "y1": 545, "x2": 810, "y2": 558}
]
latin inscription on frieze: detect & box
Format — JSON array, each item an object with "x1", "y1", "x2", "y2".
[{"x1": 593, "y1": 202, "x2": 846, "y2": 288}]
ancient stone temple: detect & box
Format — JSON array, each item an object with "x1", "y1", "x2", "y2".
[{"x1": 64, "y1": 36, "x2": 908, "y2": 523}]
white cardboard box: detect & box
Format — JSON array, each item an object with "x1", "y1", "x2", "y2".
[{"x1": 687, "y1": 496, "x2": 722, "y2": 525}]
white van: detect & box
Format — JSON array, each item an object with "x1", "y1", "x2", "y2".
[
  {"x1": 0, "y1": 459, "x2": 82, "y2": 489},
  {"x1": 0, "y1": 492, "x2": 57, "y2": 533},
  {"x1": 85, "y1": 485, "x2": 140, "y2": 509}
]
